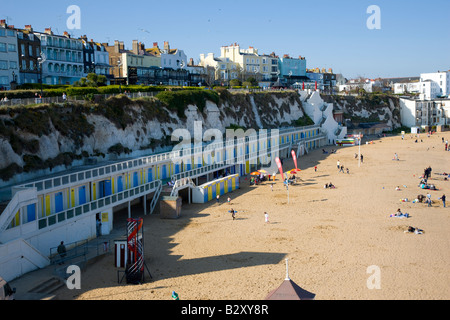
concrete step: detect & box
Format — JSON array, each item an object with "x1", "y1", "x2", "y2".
[{"x1": 29, "y1": 277, "x2": 64, "y2": 294}]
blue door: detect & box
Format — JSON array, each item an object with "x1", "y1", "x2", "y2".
[
  {"x1": 105, "y1": 180, "x2": 112, "y2": 196},
  {"x1": 55, "y1": 192, "x2": 64, "y2": 213},
  {"x1": 98, "y1": 181, "x2": 105, "y2": 198},
  {"x1": 133, "y1": 172, "x2": 139, "y2": 187},
  {"x1": 117, "y1": 176, "x2": 124, "y2": 192},
  {"x1": 162, "y1": 165, "x2": 167, "y2": 179},
  {"x1": 79, "y1": 186, "x2": 87, "y2": 205},
  {"x1": 147, "y1": 168, "x2": 153, "y2": 182},
  {"x1": 175, "y1": 164, "x2": 180, "y2": 174},
  {"x1": 27, "y1": 204, "x2": 36, "y2": 222}
]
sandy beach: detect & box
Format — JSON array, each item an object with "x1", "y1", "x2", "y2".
[{"x1": 54, "y1": 132, "x2": 450, "y2": 300}]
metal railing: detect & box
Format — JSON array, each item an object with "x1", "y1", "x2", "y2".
[
  {"x1": 0, "y1": 91, "x2": 158, "y2": 108},
  {"x1": 16, "y1": 149, "x2": 183, "y2": 194},
  {"x1": 37, "y1": 180, "x2": 159, "y2": 230}
]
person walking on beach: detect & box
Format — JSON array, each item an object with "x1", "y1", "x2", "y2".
[
  {"x1": 227, "y1": 197, "x2": 231, "y2": 205},
  {"x1": 264, "y1": 212, "x2": 269, "y2": 223},
  {"x1": 427, "y1": 192, "x2": 432, "y2": 207},
  {"x1": 360, "y1": 154, "x2": 364, "y2": 163},
  {"x1": 230, "y1": 208, "x2": 236, "y2": 220},
  {"x1": 337, "y1": 160, "x2": 340, "y2": 169},
  {"x1": 314, "y1": 166, "x2": 317, "y2": 172},
  {"x1": 339, "y1": 165, "x2": 344, "y2": 173},
  {"x1": 216, "y1": 195, "x2": 220, "y2": 204},
  {"x1": 441, "y1": 194, "x2": 446, "y2": 208}
]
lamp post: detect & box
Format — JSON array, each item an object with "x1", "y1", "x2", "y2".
[
  {"x1": 117, "y1": 58, "x2": 122, "y2": 93},
  {"x1": 37, "y1": 51, "x2": 46, "y2": 99}
]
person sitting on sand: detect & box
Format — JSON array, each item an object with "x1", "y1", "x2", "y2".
[
  {"x1": 390, "y1": 208, "x2": 409, "y2": 218},
  {"x1": 405, "y1": 226, "x2": 423, "y2": 234},
  {"x1": 324, "y1": 183, "x2": 328, "y2": 189},
  {"x1": 328, "y1": 182, "x2": 335, "y2": 189},
  {"x1": 396, "y1": 186, "x2": 401, "y2": 191}
]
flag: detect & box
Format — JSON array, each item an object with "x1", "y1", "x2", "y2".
[
  {"x1": 291, "y1": 150, "x2": 298, "y2": 171},
  {"x1": 275, "y1": 157, "x2": 284, "y2": 180}
]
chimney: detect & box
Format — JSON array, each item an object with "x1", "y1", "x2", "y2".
[
  {"x1": 132, "y1": 40, "x2": 139, "y2": 54},
  {"x1": 63, "y1": 31, "x2": 70, "y2": 38},
  {"x1": 153, "y1": 42, "x2": 158, "y2": 48},
  {"x1": 0, "y1": 20, "x2": 6, "y2": 27},
  {"x1": 164, "y1": 41, "x2": 170, "y2": 52},
  {"x1": 45, "y1": 28, "x2": 53, "y2": 35},
  {"x1": 119, "y1": 41, "x2": 124, "y2": 51},
  {"x1": 24, "y1": 25, "x2": 33, "y2": 32},
  {"x1": 189, "y1": 58, "x2": 194, "y2": 66}
]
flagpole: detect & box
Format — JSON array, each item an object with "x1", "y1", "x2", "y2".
[
  {"x1": 285, "y1": 258, "x2": 290, "y2": 280},
  {"x1": 358, "y1": 132, "x2": 361, "y2": 168}
]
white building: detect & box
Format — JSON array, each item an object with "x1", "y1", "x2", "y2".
[
  {"x1": 400, "y1": 97, "x2": 450, "y2": 128},
  {"x1": 160, "y1": 41, "x2": 187, "y2": 70},
  {"x1": 420, "y1": 71, "x2": 450, "y2": 99},
  {"x1": 34, "y1": 28, "x2": 85, "y2": 85},
  {"x1": 339, "y1": 78, "x2": 382, "y2": 93},
  {"x1": 0, "y1": 25, "x2": 19, "y2": 90},
  {"x1": 394, "y1": 81, "x2": 421, "y2": 95},
  {"x1": 199, "y1": 52, "x2": 238, "y2": 83}
]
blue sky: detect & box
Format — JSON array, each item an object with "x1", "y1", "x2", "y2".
[{"x1": 2, "y1": 0, "x2": 449, "y2": 79}]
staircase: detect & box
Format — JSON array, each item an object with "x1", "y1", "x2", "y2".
[
  {"x1": 149, "y1": 180, "x2": 162, "y2": 215},
  {"x1": 0, "y1": 187, "x2": 37, "y2": 234},
  {"x1": 20, "y1": 277, "x2": 64, "y2": 300},
  {"x1": 170, "y1": 178, "x2": 196, "y2": 197}
]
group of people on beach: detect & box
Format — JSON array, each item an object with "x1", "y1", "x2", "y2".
[{"x1": 337, "y1": 160, "x2": 350, "y2": 174}]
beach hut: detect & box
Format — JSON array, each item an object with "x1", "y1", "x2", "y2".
[{"x1": 265, "y1": 259, "x2": 315, "y2": 300}]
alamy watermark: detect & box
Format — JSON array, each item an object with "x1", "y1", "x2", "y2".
[
  {"x1": 66, "y1": 265, "x2": 81, "y2": 290},
  {"x1": 366, "y1": 265, "x2": 381, "y2": 289},
  {"x1": 66, "y1": 5, "x2": 81, "y2": 30},
  {"x1": 366, "y1": 5, "x2": 381, "y2": 30},
  {"x1": 170, "y1": 121, "x2": 280, "y2": 170}
]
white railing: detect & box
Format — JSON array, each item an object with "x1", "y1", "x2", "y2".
[
  {"x1": 37, "y1": 180, "x2": 159, "y2": 230},
  {"x1": 0, "y1": 187, "x2": 37, "y2": 234},
  {"x1": 15, "y1": 149, "x2": 183, "y2": 194},
  {"x1": 170, "y1": 177, "x2": 196, "y2": 197},
  {"x1": 12, "y1": 126, "x2": 319, "y2": 195}
]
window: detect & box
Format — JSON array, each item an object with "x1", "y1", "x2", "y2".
[
  {"x1": 0, "y1": 60, "x2": 8, "y2": 69},
  {"x1": 0, "y1": 29, "x2": 5, "y2": 37},
  {"x1": 22, "y1": 60, "x2": 26, "y2": 70},
  {"x1": 6, "y1": 29, "x2": 15, "y2": 37},
  {"x1": 17, "y1": 32, "x2": 23, "y2": 39},
  {"x1": 0, "y1": 43, "x2": 6, "y2": 52},
  {"x1": 0, "y1": 76, "x2": 8, "y2": 85},
  {"x1": 29, "y1": 45, "x2": 33, "y2": 56},
  {"x1": 10, "y1": 61, "x2": 17, "y2": 69}
]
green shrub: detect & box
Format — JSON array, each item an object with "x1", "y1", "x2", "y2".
[
  {"x1": 108, "y1": 143, "x2": 132, "y2": 155},
  {"x1": 156, "y1": 89, "x2": 219, "y2": 118}
]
